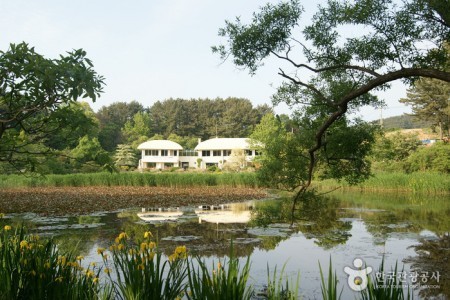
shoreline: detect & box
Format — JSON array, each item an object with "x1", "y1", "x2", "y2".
[{"x1": 0, "y1": 186, "x2": 268, "y2": 216}]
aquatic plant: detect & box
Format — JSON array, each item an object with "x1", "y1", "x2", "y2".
[
  {"x1": 319, "y1": 257, "x2": 343, "y2": 300},
  {"x1": 0, "y1": 225, "x2": 102, "y2": 300},
  {"x1": 102, "y1": 231, "x2": 187, "y2": 300},
  {"x1": 186, "y1": 244, "x2": 252, "y2": 300}
]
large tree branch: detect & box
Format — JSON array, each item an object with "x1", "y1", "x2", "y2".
[{"x1": 271, "y1": 50, "x2": 382, "y2": 77}]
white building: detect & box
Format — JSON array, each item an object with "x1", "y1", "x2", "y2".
[
  {"x1": 194, "y1": 138, "x2": 256, "y2": 169},
  {"x1": 138, "y1": 138, "x2": 257, "y2": 170},
  {"x1": 137, "y1": 140, "x2": 183, "y2": 170}
]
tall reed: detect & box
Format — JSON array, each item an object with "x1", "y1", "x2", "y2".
[{"x1": 0, "y1": 172, "x2": 261, "y2": 189}]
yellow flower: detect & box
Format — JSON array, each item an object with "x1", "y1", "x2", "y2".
[
  {"x1": 149, "y1": 252, "x2": 155, "y2": 260},
  {"x1": 117, "y1": 232, "x2": 128, "y2": 241},
  {"x1": 118, "y1": 244, "x2": 125, "y2": 251},
  {"x1": 109, "y1": 245, "x2": 117, "y2": 251},
  {"x1": 58, "y1": 256, "x2": 67, "y2": 266},
  {"x1": 217, "y1": 262, "x2": 222, "y2": 270},
  {"x1": 19, "y1": 240, "x2": 28, "y2": 249},
  {"x1": 140, "y1": 242, "x2": 147, "y2": 251},
  {"x1": 55, "y1": 276, "x2": 64, "y2": 283},
  {"x1": 85, "y1": 270, "x2": 95, "y2": 278},
  {"x1": 148, "y1": 242, "x2": 156, "y2": 249},
  {"x1": 76, "y1": 255, "x2": 84, "y2": 261},
  {"x1": 168, "y1": 253, "x2": 178, "y2": 262},
  {"x1": 93, "y1": 277, "x2": 99, "y2": 284},
  {"x1": 104, "y1": 268, "x2": 111, "y2": 274},
  {"x1": 44, "y1": 262, "x2": 51, "y2": 269},
  {"x1": 97, "y1": 247, "x2": 105, "y2": 255},
  {"x1": 144, "y1": 231, "x2": 153, "y2": 239},
  {"x1": 175, "y1": 245, "x2": 186, "y2": 255},
  {"x1": 137, "y1": 264, "x2": 145, "y2": 270},
  {"x1": 3, "y1": 225, "x2": 11, "y2": 231}
]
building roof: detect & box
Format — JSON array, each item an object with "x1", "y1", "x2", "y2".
[
  {"x1": 194, "y1": 138, "x2": 250, "y2": 150},
  {"x1": 137, "y1": 140, "x2": 183, "y2": 150}
]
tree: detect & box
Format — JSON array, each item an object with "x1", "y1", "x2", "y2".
[
  {"x1": 121, "y1": 111, "x2": 152, "y2": 149},
  {"x1": 114, "y1": 144, "x2": 138, "y2": 170},
  {"x1": 214, "y1": 0, "x2": 450, "y2": 211},
  {"x1": 96, "y1": 101, "x2": 144, "y2": 151},
  {"x1": 70, "y1": 136, "x2": 111, "y2": 172},
  {"x1": 0, "y1": 42, "x2": 104, "y2": 172},
  {"x1": 400, "y1": 78, "x2": 450, "y2": 139}
]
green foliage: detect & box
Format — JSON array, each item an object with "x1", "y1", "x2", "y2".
[
  {"x1": 0, "y1": 42, "x2": 104, "y2": 173},
  {"x1": 70, "y1": 136, "x2": 111, "y2": 172},
  {"x1": 361, "y1": 260, "x2": 412, "y2": 300},
  {"x1": 317, "y1": 172, "x2": 450, "y2": 194},
  {"x1": 104, "y1": 232, "x2": 187, "y2": 300},
  {"x1": 121, "y1": 112, "x2": 152, "y2": 149},
  {"x1": 265, "y1": 262, "x2": 300, "y2": 300},
  {"x1": 405, "y1": 143, "x2": 450, "y2": 173},
  {"x1": 370, "y1": 131, "x2": 421, "y2": 172},
  {"x1": 114, "y1": 144, "x2": 138, "y2": 170},
  {"x1": 251, "y1": 114, "x2": 377, "y2": 191},
  {"x1": 319, "y1": 258, "x2": 343, "y2": 300},
  {"x1": 0, "y1": 172, "x2": 262, "y2": 189},
  {"x1": 400, "y1": 76, "x2": 450, "y2": 138},
  {"x1": 149, "y1": 97, "x2": 272, "y2": 139},
  {"x1": 215, "y1": 0, "x2": 450, "y2": 206},
  {"x1": 186, "y1": 247, "x2": 252, "y2": 300},
  {"x1": 0, "y1": 226, "x2": 103, "y2": 299},
  {"x1": 96, "y1": 101, "x2": 144, "y2": 151}
]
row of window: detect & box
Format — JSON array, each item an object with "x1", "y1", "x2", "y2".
[
  {"x1": 145, "y1": 149, "x2": 260, "y2": 157},
  {"x1": 144, "y1": 150, "x2": 177, "y2": 156},
  {"x1": 201, "y1": 150, "x2": 259, "y2": 157}
]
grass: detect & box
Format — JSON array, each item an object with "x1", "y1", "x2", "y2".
[
  {"x1": 316, "y1": 172, "x2": 449, "y2": 194},
  {"x1": 0, "y1": 172, "x2": 261, "y2": 189}
]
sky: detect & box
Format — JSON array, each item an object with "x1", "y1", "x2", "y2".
[{"x1": 0, "y1": 0, "x2": 411, "y2": 122}]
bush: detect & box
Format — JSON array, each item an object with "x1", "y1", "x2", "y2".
[{"x1": 405, "y1": 143, "x2": 450, "y2": 173}]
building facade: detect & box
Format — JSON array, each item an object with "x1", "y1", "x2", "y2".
[{"x1": 137, "y1": 138, "x2": 257, "y2": 170}]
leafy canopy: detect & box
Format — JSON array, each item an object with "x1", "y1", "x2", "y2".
[
  {"x1": 0, "y1": 42, "x2": 104, "y2": 172},
  {"x1": 215, "y1": 0, "x2": 450, "y2": 209}
]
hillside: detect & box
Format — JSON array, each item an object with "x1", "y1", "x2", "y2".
[{"x1": 375, "y1": 114, "x2": 433, "y2": 130}]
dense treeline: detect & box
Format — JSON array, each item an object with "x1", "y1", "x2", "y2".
[
  {"x1": 0, "y1": 97, "x2": 272, "y2": 174},
  {"x1": 96, "y1": 98, "x2": 272, "y2": 151}
]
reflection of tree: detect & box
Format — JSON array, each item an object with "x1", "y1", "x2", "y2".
[
  {"x1": 298, "y1": 197, "x2": 351, "y2": 249},
  {"x1": 250, "y1": 196, "x2": 352, "y2": 249},
  {"x1": 405, "y1": 234, "x2": 450, "y2": 299},
  {"x1": 116, "y1": 212, "x2": 257, "y2": 258}
]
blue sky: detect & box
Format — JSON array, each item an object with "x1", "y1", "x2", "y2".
[{"x1": 0, "y1": 0, "x2": 411, "y2": 121}]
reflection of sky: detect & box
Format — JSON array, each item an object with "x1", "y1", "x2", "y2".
[
  {"x1": 249, "y1": 220, "x2": 419, "y2": 299},
  {"x1": 1, "y1": 200, "x2": 441, "y2": 299}
]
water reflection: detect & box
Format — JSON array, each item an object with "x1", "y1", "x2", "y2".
[
  {"x1": 1, "y1": 192, "x2": 448, "y2": 299},
  {"x1": 138, "y1": 207, "x2": 183, "y2": 222}
]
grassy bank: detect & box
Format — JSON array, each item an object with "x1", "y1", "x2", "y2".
[
  {"x1": 316, "y1": 172, "x2": 449, "y2": 194},
  {"x1": 0, "y1": 172, "x2": 262, "y2": 189}
]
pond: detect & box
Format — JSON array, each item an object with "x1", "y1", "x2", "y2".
[{"x1": 1, "y1": 191, "x2": 448, "y2": 299}]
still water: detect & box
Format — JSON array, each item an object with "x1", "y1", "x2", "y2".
[{"x1": 1, "y1": 191, "x2": 448, "y2": 299}]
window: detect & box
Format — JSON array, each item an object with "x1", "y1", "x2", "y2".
[
  {"x1": 255, "y1": 150, "x2": 261, "y2": 156},
  {"x1": 146, "y1": 162, "x2": 156, "y2": 168},
  {"x1": 173, "y1": 150, "x2": 178, "y2": 156},
  {"x1": 161, "y1": 150, "x2": 168, "y2": 156},
  {"x1": 202, "y1": 150, "x2": 211, "y2": 157},
  {"x1": 164, "y1": 163, "x2": 174, "y2": 168},
  {"x1": 213, "y1": 150, "x2": 221, "y2": 156},
  {"x1": 145, "y1": 150, "x2": 158, "y2": 156},
  {"x1": 223, "y1": 150, "x2": 231, "y2": 156},
  {"x1": 245, "y1": 150, "x2": 253, "y2": 156}
]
